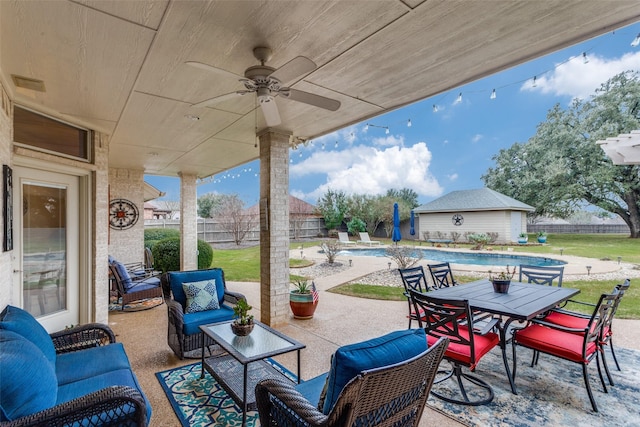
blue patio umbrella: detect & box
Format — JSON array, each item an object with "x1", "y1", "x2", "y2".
[
  {"x1": 410, "y1": 210, "x2": 415, "y2": 236},
  {"x1": 392, "y1": 203, "x2": 402, "y2": 243}
]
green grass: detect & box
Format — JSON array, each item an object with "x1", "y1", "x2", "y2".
[{"x1": 211, "y1": 236, "x2": 639, "y2": 318}]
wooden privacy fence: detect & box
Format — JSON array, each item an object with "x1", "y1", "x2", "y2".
[
  {"x1": 145, "y1": 217, "x2": 326, "y2": 244},
  {"x1": 527, "y1": 224, "x2": 630, "y2": 234}
]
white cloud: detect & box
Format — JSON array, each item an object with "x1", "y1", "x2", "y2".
[
  {"x1": 521, "y1": 51, "x2": 640, "y2": 100},
  {"x1": 294, "y1": 142, "x2": 443, "y2": 201},
  {"x1": 372, "y1": 135, "x2": 405, "y2": 147},
  {"x1": 447, "y1": 173, "x2": 458, "y2": 181},
  {"x1": 471, "y1": 134, "x2": 483, "y2": 143}
]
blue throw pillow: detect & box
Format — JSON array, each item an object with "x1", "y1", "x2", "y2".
[
  {"x1": 320, "y1": 328, "x2": 427, "y2": 414},
  {"x1": 169, "y1": 269, "x2": 225, "y2": 308},
  {"x1": 182, "y1": 279, "x2": 220, "y2": 313},
  {"x1": 0, "y1": 305, "x2": 56, "y2": 367},
  {"x1": 0, "y1": 330, "x2": 58, "y2": 421}
]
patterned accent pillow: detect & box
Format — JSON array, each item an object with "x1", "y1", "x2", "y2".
[{"x1": 182, "y1": 279, "x2": 220, "y2": 313}]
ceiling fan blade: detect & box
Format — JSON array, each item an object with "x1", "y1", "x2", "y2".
[
  {"x1": 191, "y1": 92, "x2": 240, "y2": 108},
  {"x1": 284, "y1": 89, "x2": 341, "y2": 111},
  {"x1": 260, "y1": 99, "x2": 281, "y2": 126},
  {"x1": 185, "y1": 61, "x2": 242, "y2": 81},
  {"x1": 270, "y1": 56, "x2": 316, "y2": 84}
]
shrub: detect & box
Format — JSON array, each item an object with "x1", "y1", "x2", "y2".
[
  {"x1": 320, "y1": 240, "x2": 341, "y2": 264},
  {"x1": 467, "y1": 233, "x2": 491, "y2": 250},
  {"x1": 152, "y1": 237, "x2": 213, "y2": 272},
  {"x1": 144, "y1": 228, "x2": 180, "y2": 250},
  {"x1": 450, "y1": 231, "x2": 461, "y2": 243},
  {"x1": 385, "y1": 245, "x2": 423, "y2": 269},
  {"x1": 347, "y1": 218, "x2": 366, "y2": 235}
]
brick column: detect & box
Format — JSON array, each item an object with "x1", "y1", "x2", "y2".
[
  {"x1": 179, "y1": 172, "x2": 198, "y2": 271},
  {"x1": 259, "y1": 129, "x2": 291, "y2": 327}
]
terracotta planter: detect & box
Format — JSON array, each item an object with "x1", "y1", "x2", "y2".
[
  {"x1": 290, "y1": 292, "x2": 318, "y2": 319},
  {"x1": 491, "y1": 280, "x2": 511, "y2": 294},
  {"x1": 230, "y1": 322, "x2": 254, "y2": 336}
]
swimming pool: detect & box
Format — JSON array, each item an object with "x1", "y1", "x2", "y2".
[{"x1": 337, "y1": 248, "x2": 565, "y2": 267}]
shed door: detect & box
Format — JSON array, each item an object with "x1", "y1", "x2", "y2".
[{"x1": 510, "y1": 211, "x2": 521, "y2": 242}]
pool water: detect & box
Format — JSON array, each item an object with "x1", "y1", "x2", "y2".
[{"x1": 337, "y1": 248, "x2": 565, "y2": 267}]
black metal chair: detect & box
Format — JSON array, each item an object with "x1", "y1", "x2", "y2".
[
  {"x1": 541, "y1": 279, "x2": 630, "y2": 374},
  {"x1": 428, "y1": 262, "x2": 459, "y2": 289},
  {"x1": 519, "y1": 264, "x2": 564, "y2": 287},
  {"x1": 398, "y1": 266, "x2": 430, "y2": 328},
  {"x1": 511, "y1": 292, "x2": 618, "y2": 412},
  {"x1": 409, "y1": 289, "x2": 500, "y2": 406},
  {"x1": 255, "y1": 337, "x2": 449, "y2": 427}
]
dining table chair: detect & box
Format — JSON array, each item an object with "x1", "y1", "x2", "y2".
[
  {"x1": 398, "y1": 266, "x2": 430, "y2": 328},
  {"x1": 511, "y1": 292, "x2": 618, "y2": 412},
  {"x1": 409, "y1": 289, "x2": 500, "y2": 406},
  {"x1": 428, "y1": 262, "x2": 459, "y2": 288},
  {"x1": 519, "y1": 264, "x2": 564, "y2": 287}
]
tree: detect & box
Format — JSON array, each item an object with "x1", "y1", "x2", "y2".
[
  {"x1": 482, "y1": 71, "x2": 640, "y2": 238},
  {"x1": 386, "y1": 188, "x2": 419, "y2": 209},
  {"x1": 316, "y1": 189, "x2": 348, "y2": 231},
  {"x1": 198, "y1": 192, "x2": 223, "y2": 218},
  {"x1": 214, "y1": 194, "x2": 257, "y2": 245}
]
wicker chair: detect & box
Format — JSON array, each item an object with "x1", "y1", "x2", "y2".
[
  {"x1": 108, "y1": 262, "x2": 163, "y2": 311},
  {"x1": 255, "y1": 337, "x2": 448, "y2": 427},
  {"x1": 161, "y1": 268, "x2": 246, "y2": 359},
  {"x1": 0, "y1": 323, "x2": 148, "y2": 427}
]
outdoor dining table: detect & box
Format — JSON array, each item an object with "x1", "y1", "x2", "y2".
[{"x1": 427, "y1": 278, "x2": 580, "y2": 394}]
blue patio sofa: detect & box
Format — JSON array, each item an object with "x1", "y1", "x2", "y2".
[{"x1": 0, "y1": 305, "x2": 150, "y2": 426}]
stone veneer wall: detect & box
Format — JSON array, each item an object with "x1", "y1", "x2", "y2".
[{"x1": 108, "y1": 168, "x2": 146, "y2": 265}]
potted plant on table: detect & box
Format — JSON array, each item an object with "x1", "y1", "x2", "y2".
[
  {"x1": 290, "y1": 279, "x2": 319, "y2": 319},
  {"x1": 537, "y1": 231, "x2": 548, "y2": 243},
  {"x1": 489, "y1": 266, "x2": 516, "y2": 294},
  {"x1": 231, "y1": 299, "x2": 254, "y2": 336}
]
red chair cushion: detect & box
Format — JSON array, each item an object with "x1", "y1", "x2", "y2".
[
  {"x1": 427, "y1": 326, "x2": 499, "y2": 370},
  {"x1": 515, "y1": 324, "x2": 597, "y2": 363},
  {"x1": 544, "y1": 311, "x2": 589, "y2": 329},
  {"x1": 545, "y1": 311, "x2": 612, "y2": 339}
]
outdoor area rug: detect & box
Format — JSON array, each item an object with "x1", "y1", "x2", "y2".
[
  {"x1": 108, "y1": 296, "x2": 164, "y2": 312},
  {"x1": 156, "y1": 359, "x2": 296, "y2": 427},
  {"x1": 426, "y1": 346, "x2": 640, "y2": 426}
]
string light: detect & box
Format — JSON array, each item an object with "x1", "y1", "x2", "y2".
[
  {"x1": 490, "y1": 89, "x2": 496, "y2": 99},
  {"x1": 532, "y1": 76, "x2": 537, "y2": 87},
  {"x1": 631, "y1": 33, "x2": 640, "y2": 47},
  {"x1": 456, "y1": 92, "x2": 462, "y2": 103},
  {"x1": 364, "y1": 124, "x2": 369, "y2": 131},
  {"x1": 334, "y1": 141, "x2": 338, "y2": 148},
  {"x1": 582, "y1": 52, "x2": 589, "y2": 64},
  {"x1": 385, "y1": 127, "x2": 390, "y2": 134},
  {"x1": 432, "y1": 104, "x2": 439, "y2": 113},
  {"x1": 407, "y1": 119, "x2": 412, "y2": 127}
]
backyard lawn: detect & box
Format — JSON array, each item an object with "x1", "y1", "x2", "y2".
[{"x1": 210, "y1": 235, "x2": 638, "y2": 319}]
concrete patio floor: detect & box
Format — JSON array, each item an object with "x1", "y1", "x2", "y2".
[{"x1": 108, "y1": 245, "x2": 638, "y2": 426}]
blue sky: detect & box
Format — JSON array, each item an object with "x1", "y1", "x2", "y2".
[{"x1": 146, "y1": 22, "x2": 640, "y2": 208}]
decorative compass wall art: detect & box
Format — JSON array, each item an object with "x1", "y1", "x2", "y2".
[{"x1": 109, "y1": 198, "x2": 139, "y2": 230}]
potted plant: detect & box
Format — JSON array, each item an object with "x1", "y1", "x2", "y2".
[
  {"x1": 231, "y1": 299, "x2": 254, "y2": 336},
  {"x1": 537, "y1": 231, "x2": 547, "y2": 243},
  {"x1": 489, "y1": 266, "x2": 516, "y2": 293},
  {"x1": 290, "y1": 279, "x2": 318, "y2": 319},
  {"x1": 517, "y1": 232, "x2": 528, "y2": 245}
]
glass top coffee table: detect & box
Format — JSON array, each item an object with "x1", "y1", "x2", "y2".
[{"x1": 200, "y1": 319, "x2": 305, "y2": 426}]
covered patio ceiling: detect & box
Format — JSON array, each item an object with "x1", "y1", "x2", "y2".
[
  {"x1": 597, "y1": 130, "x2": 640, "y2": 165},
  {"x1": 1, "y1": 1, "x2": 639, "y2": 179}
]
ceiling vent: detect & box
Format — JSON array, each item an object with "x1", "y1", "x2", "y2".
[{"x1": 11, "y1": 74, "x2": 46, "y2": 92}]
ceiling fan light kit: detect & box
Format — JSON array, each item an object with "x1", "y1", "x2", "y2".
[{"x1": 188, "y1": 46, "x2": 340, "y2": 127}]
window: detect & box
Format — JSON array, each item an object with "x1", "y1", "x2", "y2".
[{"x1": 13, "y1": 106, "x2": 89, "y2": 161}]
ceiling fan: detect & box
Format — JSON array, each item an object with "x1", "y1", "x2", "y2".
[{"x1": 187, "y1": 47, "x2": 340, "y2": 127}]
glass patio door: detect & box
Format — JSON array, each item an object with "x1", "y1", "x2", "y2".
[{"x1": 13, "y1": 167, "x2": 79, "y2": 331}]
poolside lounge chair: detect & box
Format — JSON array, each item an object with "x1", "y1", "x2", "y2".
[
  {"x1": 337, "y1": 232, "x2": 355, "y2": 245},
  {"x1": 357, "y1": 232, "x2": 381, "y2": 246}
]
